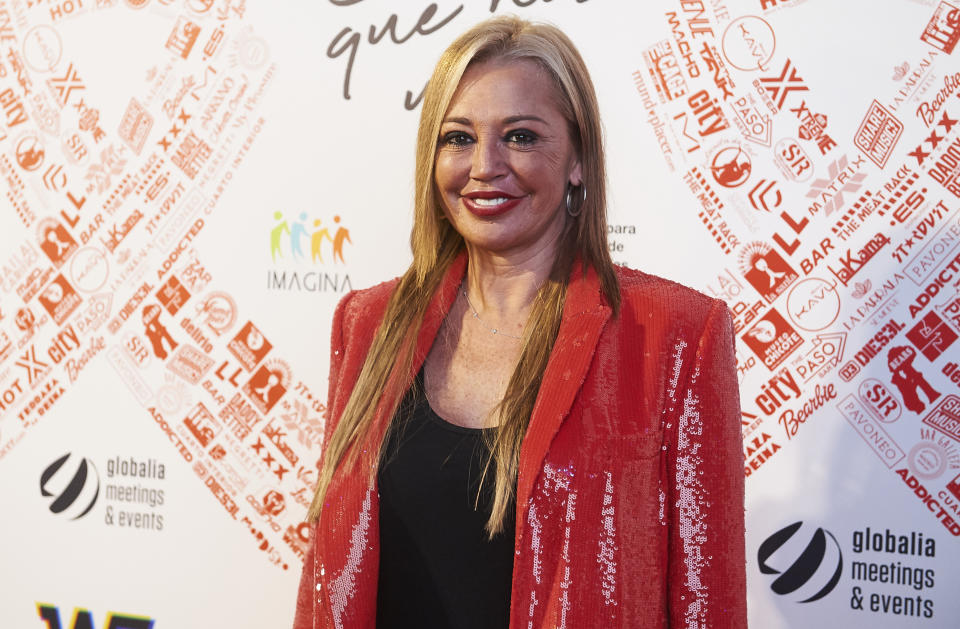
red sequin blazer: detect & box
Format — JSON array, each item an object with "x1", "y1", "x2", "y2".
[{"x1": 294, "y1": 252, "x2": 747, "y2": 628}]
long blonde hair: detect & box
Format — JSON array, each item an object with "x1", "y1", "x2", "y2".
[{"x1": 308, "y1": 15, "x2": 620, "y2": 537}]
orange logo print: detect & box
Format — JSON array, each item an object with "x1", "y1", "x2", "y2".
[{"x1": 270, "y1": 211, "x2": 351, "y2": 264}]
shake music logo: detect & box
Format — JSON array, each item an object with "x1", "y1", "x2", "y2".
[
  {"x1": 267, "y1": 211, "x2": 353, "y2": 293},
  {"x1": 757, "y1": 521, "x2": 842, "y2": 603},
  {"x1": 39, "y1": 452, "x2": 99, "y2": 520}
]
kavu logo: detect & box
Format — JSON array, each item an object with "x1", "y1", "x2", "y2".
[
  {"x1": 40, "y1": 453, "x2": 99, "y2": 519},
  {"x1": 758, "y1": 521, "x2": 843, "y2": 603}
]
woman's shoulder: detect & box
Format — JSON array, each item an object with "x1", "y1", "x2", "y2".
[
  {"x1": 613, "y1": 264, "x2": 724, "y2": 331},
  {"x1": 334, "y1": 276, "x2": 401, "y2": 330}
]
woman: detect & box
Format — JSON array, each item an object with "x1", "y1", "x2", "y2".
[{"x1": 294, "y1": 15, "x2": 746, "y2": 629}]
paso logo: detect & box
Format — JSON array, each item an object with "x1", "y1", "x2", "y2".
[
  {"x1": 40, "y1": 452, "x2": 100, "y2": 519},
  {"x1": 758, "y1": 521, "x2": 843, "y2": 603}
]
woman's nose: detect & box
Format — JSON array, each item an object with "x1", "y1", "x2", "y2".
[{"x1": 470, "y1": 136, "x2": 506, "y2": 181}]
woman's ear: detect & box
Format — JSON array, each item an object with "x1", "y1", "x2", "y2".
[{"x1": 569, "y1": 159, "x2": 583, "y2": 187}]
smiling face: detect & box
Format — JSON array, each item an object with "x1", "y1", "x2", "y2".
[{"x1": 434, "y1": 58, "x2": 582, "y2": 260}]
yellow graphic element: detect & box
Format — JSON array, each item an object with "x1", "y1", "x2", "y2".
[{"x1": 271, "y1": 211, "x2": 351, "y2": 263}]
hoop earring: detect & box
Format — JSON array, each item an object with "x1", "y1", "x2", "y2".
[{"x1": 566, "y1": 183, "x2": 587, "y2": 218}]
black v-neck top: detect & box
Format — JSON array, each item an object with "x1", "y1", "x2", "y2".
[{"x1": 376, "y1": 369, "x2": 515, "y2": 629}]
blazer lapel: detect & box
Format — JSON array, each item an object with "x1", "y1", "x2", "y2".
[{"x1": 515, "y1": 261, "x2": 611, "y2": 528}]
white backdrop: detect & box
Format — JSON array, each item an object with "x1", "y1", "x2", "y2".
[{"x1": 1, "y1": 0, "x2": 959, "y2": 627}]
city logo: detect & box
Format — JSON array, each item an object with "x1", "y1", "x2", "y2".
[
  {"x1": 758, "y1": 521, "x2": 842, "y2": 603},
  {"x1": 269, "y1": 211, "x2": 352, "y2": 264},
  {"x1": 40, "y1": 453, "x2": 100, "y2": 519}
]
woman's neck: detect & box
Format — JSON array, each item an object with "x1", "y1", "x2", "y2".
[{"x1": 461, "y1": 240, "x2": 557, "y2": 325}]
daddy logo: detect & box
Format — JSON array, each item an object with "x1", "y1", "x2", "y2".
[
  {"x1": 758, "y1": 521, "x2": 843, "y2": 603},
  {"x1": 40, "y1": 452, "x2": 100, "y2": 519}
]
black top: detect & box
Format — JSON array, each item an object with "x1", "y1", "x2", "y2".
[{"x1": 376, "y1": 369, "x2": 515, "y2": 629}]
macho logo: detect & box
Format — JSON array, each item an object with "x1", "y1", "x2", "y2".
[
  {"x1": 758, "y1": 521, "x2": 843, "y2": 603},
  {"x1": 40, "y1": 453, "x2": 100, "y2": 519}
]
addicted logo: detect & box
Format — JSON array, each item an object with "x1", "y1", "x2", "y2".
[
  {"x1": 40, "y1": 452, "x2": 100, "y2": 519},
  {"x1": 758, "y1": 521, "x2": 843, "y2": 603}
]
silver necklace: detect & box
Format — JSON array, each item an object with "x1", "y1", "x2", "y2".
[{"x1": 460, "y1": 284, "x2": 524, "y2": 340}]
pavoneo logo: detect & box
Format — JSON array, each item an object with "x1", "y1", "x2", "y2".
[
  {"x1": 758, "y1": 521, "x2": 843, "y2": 603},
  {"x1": 40, "y1": 453, "x2": 100, "y2": 519}
]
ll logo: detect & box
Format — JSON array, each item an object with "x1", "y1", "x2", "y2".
[
  {"x1": 40, "y1": 453, "x2": 100, "y2": 520},
  {"x1": 757, "y1": 521, "x2": 843, "y2": 603}
]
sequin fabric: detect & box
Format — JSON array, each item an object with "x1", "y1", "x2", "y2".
[{"x1": 293, "y1": 252, "x2": 747, "y2": 628}]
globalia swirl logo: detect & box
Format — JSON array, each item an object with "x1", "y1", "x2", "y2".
[
  {"x1": 758, "y1": 521, "x2": 843, "y2": 603},
  {"x1": 40, "y1": 452, "x2": 100, "y2": 520}
]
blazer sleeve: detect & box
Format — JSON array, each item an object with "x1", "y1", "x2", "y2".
[
  {"x1": 666, "y1": 299, "x2": 747, "y2": 628},
  {"x1": 293, "y1": 290, "x2": 355, "y2": 629}
]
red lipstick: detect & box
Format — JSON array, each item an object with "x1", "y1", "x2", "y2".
[{"x1": 462, "y1": 190, "x2": 522, "y2": 218}]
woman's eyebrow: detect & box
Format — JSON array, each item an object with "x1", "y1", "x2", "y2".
[
  {"x1": 502, "y1": 114, "x2": 547, "y2": 125},
  {"x1": 441, "y1": 114, "x2": 549, "y2": 125}
]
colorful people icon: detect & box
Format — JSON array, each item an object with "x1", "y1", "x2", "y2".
[
  {"x1": 332, "y1": 215, "x2": 351, "y2": 264},
  {"x1": 290, "y1": 212, "x2": 310, "y2": 260},
  {"x1": 887, "y1": 346, "x2": 940, "y2": 414},
  {"x1": 270, "y1": 211, "x2": 290, "y2": 262},
  {"x1": 271, "y1": 211, "x2": 350, "y2": 263},
  {"x1": 311, "y1": 219, "x2": 333, "y2": 263},
  {"x1": 142, "y1": 304, "x2": 178, "y2": 360}
]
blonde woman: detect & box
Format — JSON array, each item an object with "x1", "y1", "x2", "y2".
[{"x1": 294, "y1": 15, "x2": 746, "y2": 629}]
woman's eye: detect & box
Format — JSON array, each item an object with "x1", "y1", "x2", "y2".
[
  {"x1": 441, "y1": 131, "x2": 472, "y2": 147},
  {"x1": 507, "y1": 130, "x2": 537, "y2": 145}
]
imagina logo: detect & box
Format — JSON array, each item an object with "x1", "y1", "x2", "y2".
[
  {"x1": 758, "y1": 521, "x2": 843, "y2": 603},
  {"x1": 40, "y1": 453, "x2": 100, "y2": 520},
  {"x1": 266, "y1": 211, "x2": 354, "y2": 293}
]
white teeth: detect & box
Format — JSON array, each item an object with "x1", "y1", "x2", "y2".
[{"x1": 471, "y1": 197, "x2": 509, "y2": 206}]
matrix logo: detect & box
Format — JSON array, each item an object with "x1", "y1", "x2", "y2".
[
  {"x1": 38, "y1": 604, "x2": 153, "y2": 629},
  {"x1": 40, "y1": 453, "x2": 100, "y2": 519},
  {"x1": 758, "y1": 521, "x2": 843, "y2": 603}
]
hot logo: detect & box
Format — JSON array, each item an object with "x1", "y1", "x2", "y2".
[{"x1": 757, "y1": 521, "x2": 842, "y2": 603}]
